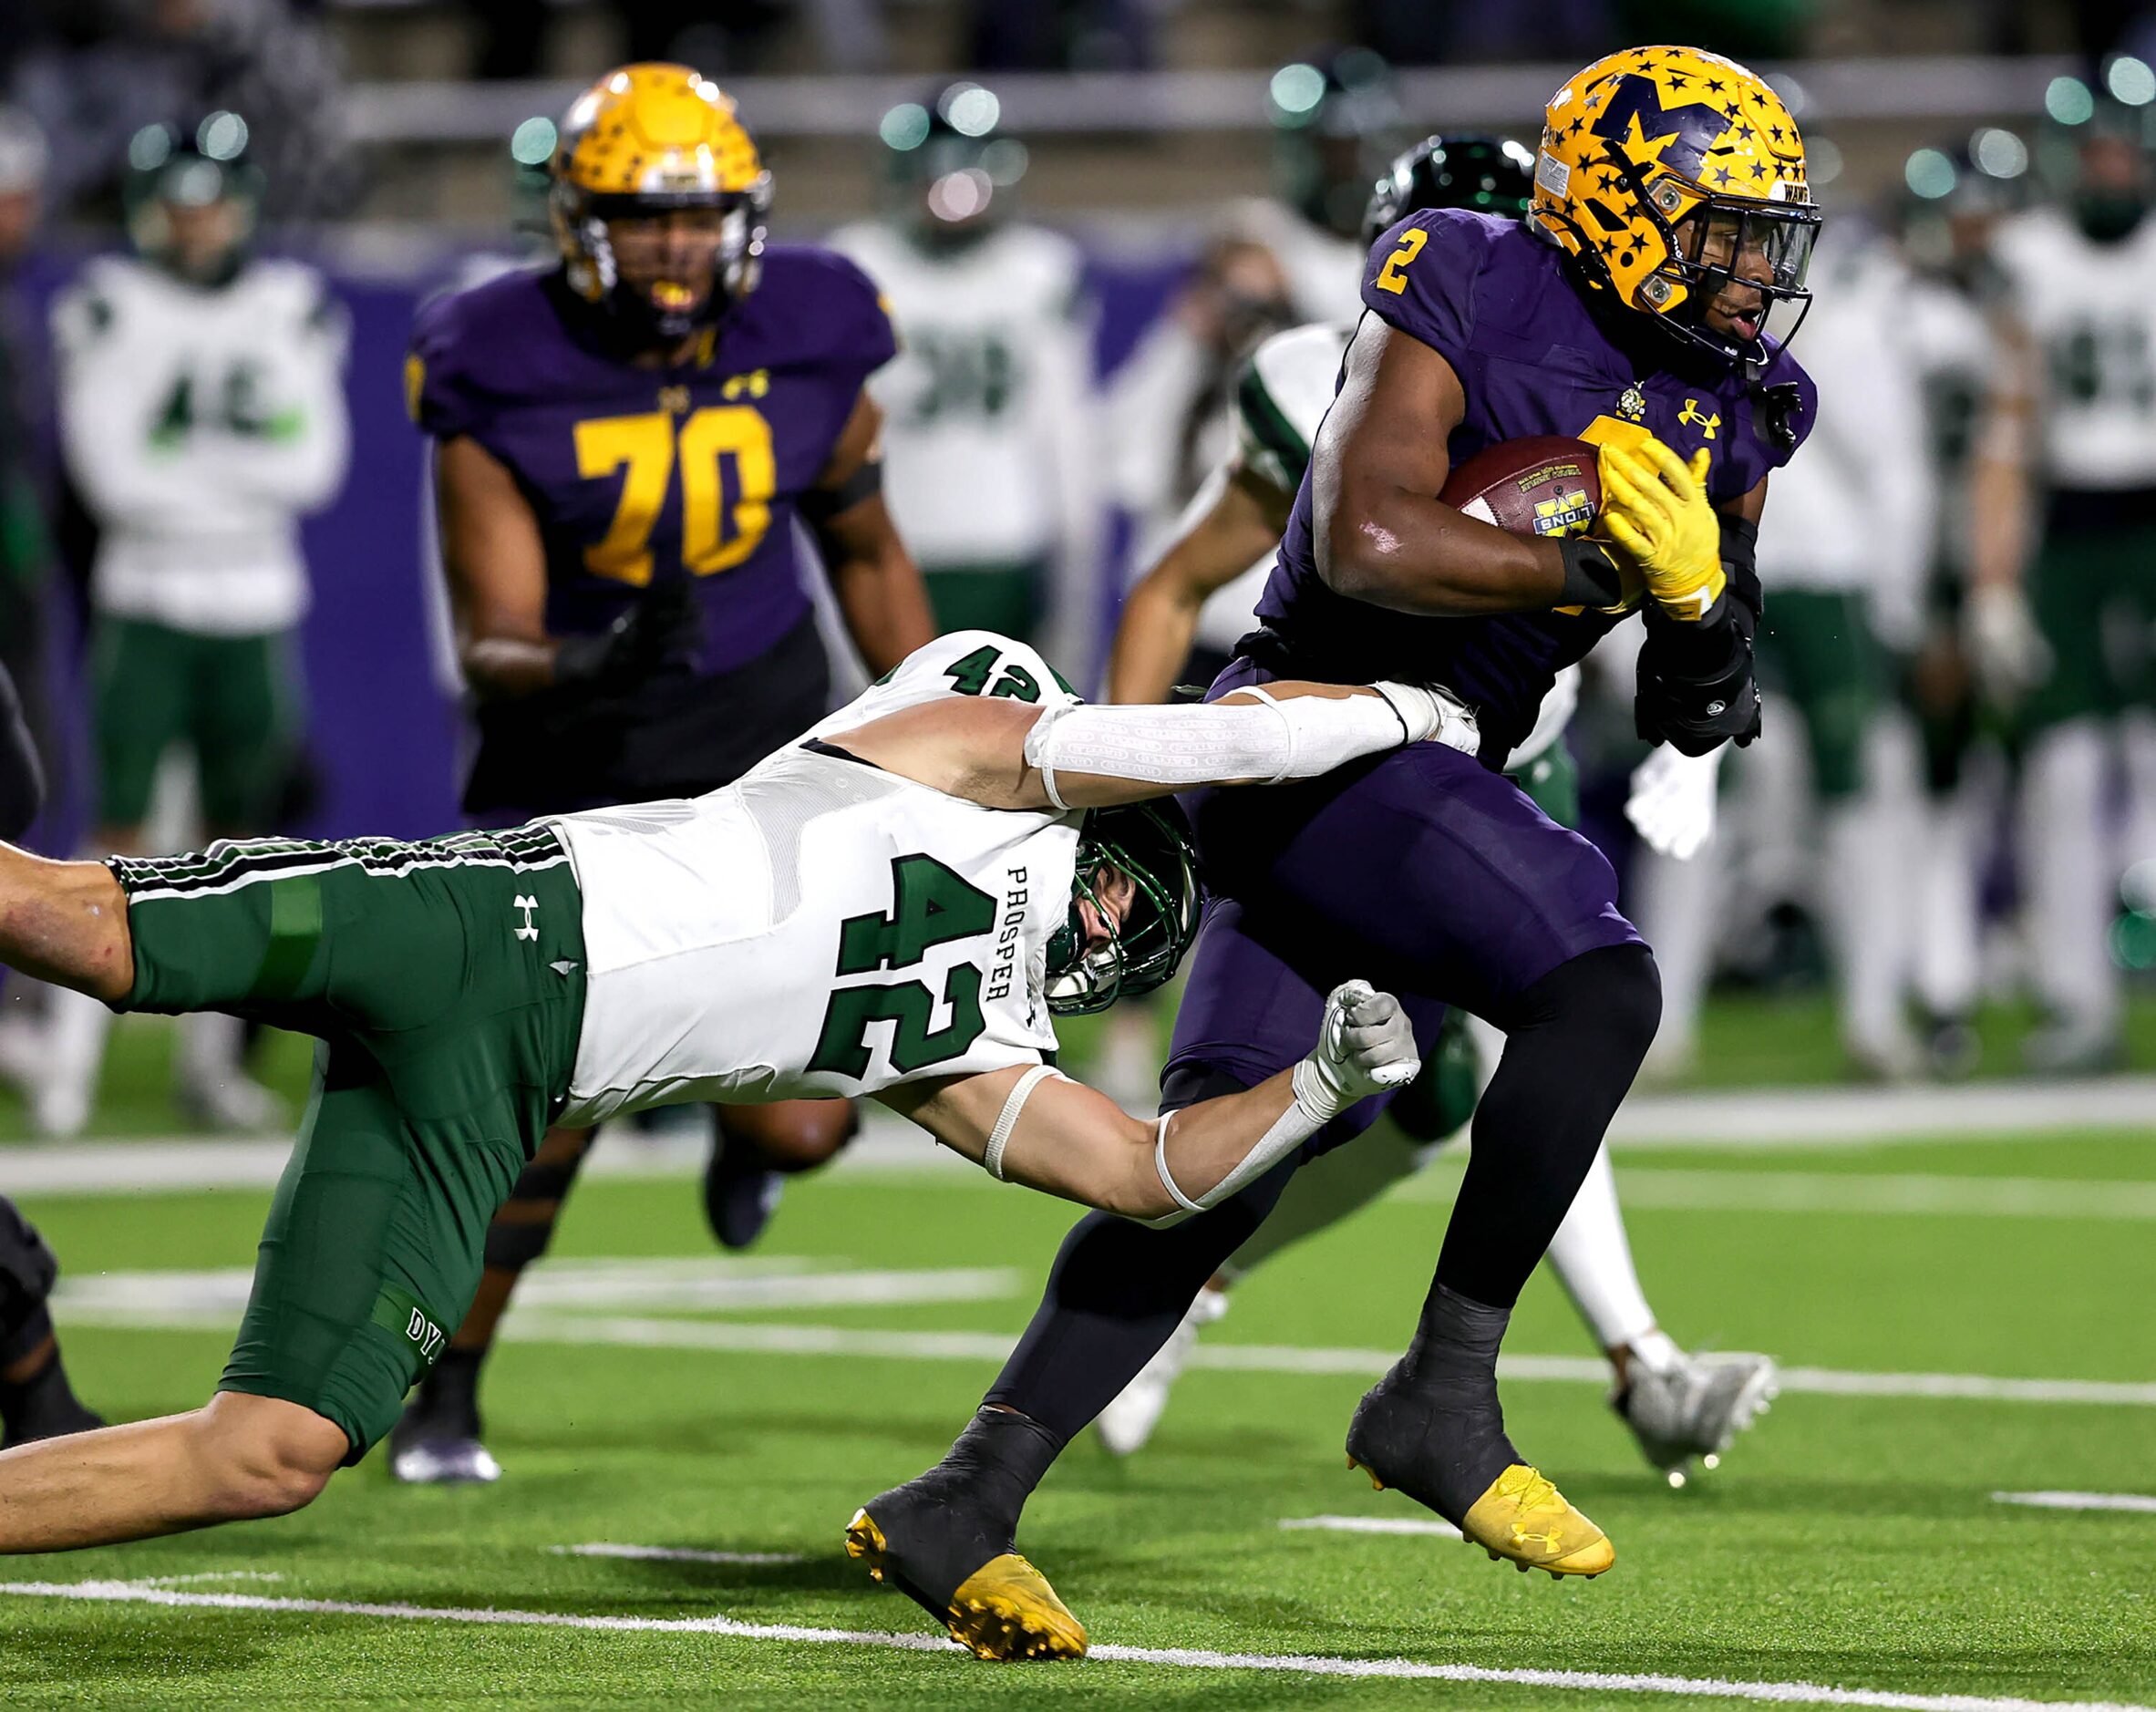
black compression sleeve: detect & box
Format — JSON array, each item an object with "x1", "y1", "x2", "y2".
[
  {"x1": 799, "y1": 457, "x2": 884, "y2": 528},
  {"x1": 1719, "y1": 512, "x2": 1761, "y2": 621}
]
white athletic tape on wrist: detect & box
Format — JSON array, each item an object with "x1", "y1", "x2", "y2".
[
  {"x1": 1022, "y1": 692, "x2": 1418, "y2": 812},
  {"x1": 1146, "y1": 1064, "x2": 1338, "y2": 1226},
  {"x1": 983, "y1": 1063, "x2": 1064, "y2": 1181}
]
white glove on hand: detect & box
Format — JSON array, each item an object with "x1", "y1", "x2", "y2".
[
  {"x1": 1373, "y1": 683, "x2": 1481, "y2": 757},
  {"x1": 1625, "y1": 743, "x2": 1724, "y2": 861},
  {"x1": 1968, "y1": 584, "x2": 2051, "y2": 699},
  {"x1": 1294, "y1": 980, "x2": 1421, "y2": 1118}
]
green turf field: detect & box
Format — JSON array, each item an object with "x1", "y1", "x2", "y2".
[{"x1": 4, "y1": 1116, "x2": 2153, "y2": 1709}]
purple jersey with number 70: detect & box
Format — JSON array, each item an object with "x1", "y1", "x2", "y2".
[{"x1": 407, "y1": 249, "x2": 894, "y2": 676}]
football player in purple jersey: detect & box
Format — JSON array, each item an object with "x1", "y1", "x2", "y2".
[
  {"x1": 396, "y1": 65, "x2": 936, "y2": 1485},
  {"x1": 852, "y1": 46, "x2": 1820, "y2": 1658}
]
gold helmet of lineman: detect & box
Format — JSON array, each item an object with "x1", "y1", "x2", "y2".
[
  {"x1": 1532, "y1": 46, "x2": 1820, "y2": 379},
  {"x1": 551, "y1": 63, "x2": 772, "y2": 341}
]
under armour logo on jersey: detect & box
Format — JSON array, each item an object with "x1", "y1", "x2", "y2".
[
  {"x1": 1678, "y1": 398, "x2": 1720, "y2": 439},
  {"x1": 514, "y1": 895, "x2": 539, "y2": 941}
]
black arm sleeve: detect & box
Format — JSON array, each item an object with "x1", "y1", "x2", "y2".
[
  {"x1": 1720, "y1": 513, "x2": 1761, "y2": 622},
  {"x1": 0, "y1": 663, "x2": 44, "y2": 841}
]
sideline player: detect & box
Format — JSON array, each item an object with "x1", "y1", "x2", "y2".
[
  {"x1": 1645, "y1": 213, "x2": 1934, "y2": 1081},
  {"x1": 1975, "y1": 92, "x2": 2156, "y2": 1071},
  {"x1": 0, "y1": 627, "x2": 1466, "y2": 1557},
  {"x1": 855, "y1": 46, "x2": 1817, "y2": 1659},
  {"x1": 395, "y1": 65, "x2": 938, "y2": 1482},
  {"x1": 1098, "y1": 135, "x2": 1770, "y2": 1471},
  {"x1": 26, "y1": 118, "x2": 349, "y2": 1139},
  {"x1": 0, "y1": 665, "x2": 103, "y2": 1451},
  {"x1": 830, "y1": 83, "x2": 1099, "y2": 664}
]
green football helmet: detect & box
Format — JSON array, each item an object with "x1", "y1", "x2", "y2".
[{"x1": 1044, "y1": 799, "x2": 1203, "y2": 1016}]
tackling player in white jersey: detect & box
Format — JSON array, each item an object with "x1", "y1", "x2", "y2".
[
  {"x1": 12, "y1": 118, "x2": 349, "y2": 1140},
  {"x1": 1099, "y1": 136, "x2": 1774, "y2": 1480},
  {"x1": 0, "y1": 628, "x2": 1460, "y2": 1555},
  {"x1": 830, "y1": 85, "x2": 1099, "y2": 669}
]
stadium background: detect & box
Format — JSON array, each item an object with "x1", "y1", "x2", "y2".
[{"x1": 3, "y1": 5, "x2": 2155, "y2": 1708}]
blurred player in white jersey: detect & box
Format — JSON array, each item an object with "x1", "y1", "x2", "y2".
[
  {"x1": 1897, "y1": 144, "x2": 2027, "y2": 1070},
  {"x1": 21, "y1": 117, "x2": 349, "y2": 1135},
  {"x1": 1102, "y1": 50, "x2": 1398, "y2": 616},
  {"x1": 1239, "y1": 49, "x2": 1405, "y2": 325},
  {"x1": 1642, "y1": 215, "x2": 1935, "y2": 1080},
  {"x1": 1096, "y1": 138, "x2": 1773, "y2": 1480},
  {"x1": 830, "y1": 84, "x2": 1100, "y2": 674},
  {"x1": 1977, "y1": 92, "x2": 2156, "y2": 1070}
]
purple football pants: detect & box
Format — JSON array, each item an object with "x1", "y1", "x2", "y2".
[{"x1": 1169, "y1": 732, "x2": 1642, "y2": 1130}]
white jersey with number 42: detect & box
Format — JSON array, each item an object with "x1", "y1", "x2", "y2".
[{"x1": 550, "y1": 634, "x2": 1082, "y2": 1126}]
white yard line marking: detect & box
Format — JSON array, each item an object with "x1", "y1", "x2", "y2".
[
  {"x1": 1279, "y1": 1515, "x2": 1462, "y2": 1540},
  {"x1": 501, "y1": 1317, "x2": 2156, "y2": 1408},
  {"x1": 552, "y1": 1543, "x2": 805, "y2": 1566},
  {"x1": 57, "y1": 1260, "x2": 1020, "y2": 1320},
  {"x1": 49, "y1": 1302, "x2": 2156, "y2": 1410},
  {"x1": 1993, "y1": 1491, "x2": 2156, "y2": 1514},
  {"x1": 1423, "y1": 1171, "x2": 2156, "y2": 1221},
  {"x1": 135, "y1": 1572, "x2": 285, "y2": 1586},
  {"x1": 0, "y1": 1579, "x2": 2144, "y2": 1712},
  {"x1": 14, "y1": 1078, "x2": 2156, "y2": 1197}
]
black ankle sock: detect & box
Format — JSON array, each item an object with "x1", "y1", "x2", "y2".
[
  {"x1": 1346, "y1": 1284, "x2": 1519, "y2": 1523},
  {"x1": 936, "y1": 1407, "x2": 1065, "y2": 1532},
  {"x1": 863, "y1": 1407, "x2": 1067, "y2": 1610}
]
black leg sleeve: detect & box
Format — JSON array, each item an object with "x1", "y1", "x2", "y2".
[
  {"x1": 984, "y1": 1063, "x2": 1298, "y2": 1442},
  {"x1": 1434, "y1": 943, "x2": 1661, "y2": 1308}
]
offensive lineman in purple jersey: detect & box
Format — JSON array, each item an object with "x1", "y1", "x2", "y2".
[
  {"x1": 851, "y1": 46, "x2": 1820, "y2": 1656},
  {"x1": 395, "y1": 66, "x2": 936, "y2": 1484}
]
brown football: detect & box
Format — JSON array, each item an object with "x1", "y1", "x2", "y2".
[{"x1": 1439, "y1": 436, "x2": 1601, "y2": 541}]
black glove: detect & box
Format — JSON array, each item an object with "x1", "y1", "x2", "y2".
[
  {"x1": 553, "y1": 581, "x2": 702, "y2": 691},
  {"x1": 1635, "y1": 602, "x2": 1762, "y2": 756}
]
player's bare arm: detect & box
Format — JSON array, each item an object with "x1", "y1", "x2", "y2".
[
  {"x1": 1965, "y1": 314, "x2": 2047, "y2": 689},
  {"x1": 0, "y1": 843, "x2": 132, "y2": 1003},
  {"x1": 1315, "y1": 323, "x2": 1576, "y2": 615},
  {"x1": 822, "y1": 677, "x2": 1471, "y2": 811},
  {"x1": 1107, "y1": 462, "x2": 1291, "y2": 704},
  {"x1": 809, "y1": 389, "x2": 936, "y2": 675},
  {"x1": 882, "y1": 986, "x2": 1415, "y2": 1223},
  {"x1": 435, "y1": 435, "x2": 562, "y2": 698}
]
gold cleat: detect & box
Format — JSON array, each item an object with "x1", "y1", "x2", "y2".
[
  {"x1": 1459, "y1": 1464, "x2": 1614, "y2": 1579},
  {"x1": 845, "y1": 1509, "x2": 1088, "y2": 1661}
]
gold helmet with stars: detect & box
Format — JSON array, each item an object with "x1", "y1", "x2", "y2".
[
  {"x1": 550, "y1": 63, "x2": 773, "y2": 341},
  {"x1": 1532, "y1": 46, "x2": 1821, "y2": 379}
]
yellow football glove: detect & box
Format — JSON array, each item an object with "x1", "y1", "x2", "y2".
[{"x1": 1597, "y1": 440, "x2": 1725, "y2": 623}]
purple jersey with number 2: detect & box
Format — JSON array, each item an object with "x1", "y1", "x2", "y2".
[{"x1": 1256, "y1": 209, "x2": 1816, "y2": 765}]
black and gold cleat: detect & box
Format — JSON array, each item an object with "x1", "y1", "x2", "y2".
[
  {"x1": 1343, "y1": 1284, "x2": 1614, "y2": 1579},
  {"x1": 846, "y1": 1507, "x2": 1086, "y2": 1661},
  {"x1": 1460, "y1": 1463, "x2": 1611, "y2": 1578}
]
